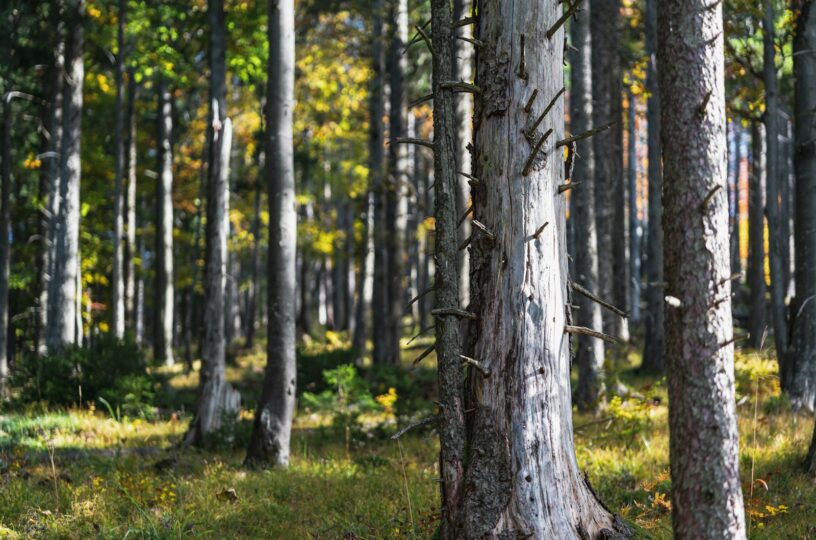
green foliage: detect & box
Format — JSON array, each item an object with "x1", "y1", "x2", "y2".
[
  {"x1": 301, "y1": 364, "x2": 381, "y2": 435},
  {"x1": 9, "y1": 336, "x2": 156, "y2": 418}
]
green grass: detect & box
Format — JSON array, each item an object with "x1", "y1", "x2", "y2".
[{"x1": 0, "y1": 343, "x2": 814, "y2": 539}]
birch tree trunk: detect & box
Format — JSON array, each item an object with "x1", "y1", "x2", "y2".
[
  {"x1": 641, "y1": 0, "x2": 664, "y2": 374},
  {"x1": 154, "y1": 78, "x2": 174, "y2": 366},
  {"x1": 48, "y1": 0, "x2": 84, "y2": 351},
  {"x1": 124, "y1": 71, "x2": 137, "y2": 329},
  {"x1": 657, "y1": 0, "x2": 746, "y2": 536},
  {"x1": 789, "y1": 0, "x2": 816, "y2": 412},
  {"x1": 570, "y1": 2, "x2": 605, "y2": 412},
  {"x1": 762, "y1": 0, "x2": 789, "y2": 366},
  {"x1": 110, "y1": 0, "x2": 126, "y2": 339},
  {"x1": 748, "y1": 122, "x2": 768, "y2": 349},
  {"x1": 441, "y1": 1, "x2": 628, "y2": 537},
  {"x1": 245, "y1": 0, "x2": 296, "y2": 467}
]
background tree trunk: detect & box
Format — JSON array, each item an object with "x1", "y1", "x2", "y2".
[
  {"x1": 245, "y1": 0, "x2": 296, "y2": 467},
  {"x1": 657, "y1": 0, "x2": 746, "y2": 535},
  {"x1": 124, "y1": 71, "x2": 137, "y2": 330},
  {"x1": 111, "y1": 0, "x2": 126, "y2": 339},
  {"x1": 748, "y1": 122, "x2": 767, "y2": 349},
  {"x1": 154, "y1": 78, "x2": 174, "y2": 366},
  {"x1": 570, "y1": 2, "x2": 605, "y2": 412},
  {"x1": 246, "y1": 179, "x2": 262, "y2": 349},
  {"x1": 763, "y1": 0, "x2": 789, "y2": 365},
  {"x1": 0, "y1": 96, "x2": 13, "y2": 394},
  {"x1": 641, "y1": 0, "x2": 664, "y2": 374},
  {"x1": 731, "y1": 124, "x2": 742, "y2": 283},
  {"x1": 48, "y1": 1, "x2": 84, "y2": 351},
  {"x1": 452, "y1": 1, "x2": 626, "y2": 537},
  {"x1": 788, "y1": 0, "x2": 816, "y2": 411},
  {"x1": 628, "y1": 89, "x2": 641, "y2": 324}
]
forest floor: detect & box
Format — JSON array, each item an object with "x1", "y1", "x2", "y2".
[{"x1": 0, "y1": 339, "x2": 814, "y2": 539}]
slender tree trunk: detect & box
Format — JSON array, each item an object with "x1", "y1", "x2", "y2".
[
  {"x1": 789, "y1": 0, "x2": 816, "y2": 412},
  {"x1": 641, "y1": 0, "x2": 664, "y2": 374},
  {"x1": 154, "y1": 78, "x2": 174, "y2": 366},
  {"x1": 111, "y1": 0, "x2": 126, "y2": 339},
  {"x1": 628, "y1": 89, "x2": 641, "y2": 324},
  {"x1": 246, "y1": 179, "x2": 262, "y2": 348},
  {"x1": 611, "y1": 49, "x2": 629, "y2": 343},
  {"x1": 135, "y1": 228, "x2": 145, "y2": 346},
  {"x1": 658, "y1": 0, "x2": 746, "y2": 536},
  {"x1": 591, "y1": 0, "x2": 622, "y2": 342},
  {"x1": 731, "y1": 124, "x2": 742, "y2": 282},
  {"x1": 48, "y1": 1, "x2": 84, "y2": 351},
  {"x1": 0, "y1": 97, "x2": 12, "y2": 394},
  {"x1": 245, "y1": 0, "x2": 296, "y2": 467},
  {"x1": 124, "y1": 71, "x2": 137, "y2": 329},
  {"x1": 748, "y1": 122, "x2": 768, "y2": 349},
  {"x1": 440, "y1": 1, "x2": 627, "y2": 537},
  {"x1": 779, "y1": 115, "x2": 792, "y2": 296},
  {"x1": 351, "y1": 191, "x2": 373, "y2": 358},
  {"x1": 453, "y1": 0, "x2": 473, "y2": 308},
  {"x1": 763, "y1": 0, "x2": 789, "y2": 366},
  {"x1": 39, "y1": 18, "x2": 65, "y2": 355},
  {"x1": 384, "y1": 0, "x2": 409, "y2": 364},
  {"x1": 370, "y1": 0, "x2": 388, "y2": 364},
  {"x1": 570, "y1": 2, "x2": 605, "y2": 412},
  {"x1": 333, "y1": 200, "x2": 350, "y2": 331}
]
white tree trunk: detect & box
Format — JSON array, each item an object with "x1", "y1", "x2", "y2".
[{"x1": 155, "y1": 79, "x2": 174, "y2": 366}]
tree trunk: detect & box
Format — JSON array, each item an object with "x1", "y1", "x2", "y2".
[
  {"x1": 628, "y1": 89, "x2": 641, "y2": 324},
  {"x1": 135, "y1": 228, "x2": 145, "y2": 346},
  {"x1": 570, "y1": 1, "x2": 605, "y2": 412},
  {"x1": 657, "y1": 0, "x2": 747, "y2": 536},
  {"x1": 453, "y1": 0, "x2": 473, "y2": 308},
  {"x1": 0, "y1": 97, "x2": 12, "y2": 394},
  {"x1": 591, "y1": 0, "x2": 623, "y2": 342},
  {"x1": 111, "y1": 0, "x2": 126, "y2": 339},
  {"x1": 441, "y1": 1, "x2": 627, "y2": 537},
  {"x1": 763, "y1": 0, "x2": 789, "y2": 366},
  {"x1": 384, "y1": 0, "x2": 409, "y2": 364},
  {"x1": 246, "y1": 179, "x2": 262, "y2": 348},
  {"x1": 788, "y1": 0, "x2": 816, "y2": 412},
  {"x1": 351, "y1": 190, "x2": 374, "y2": 359},
  {"x1": 779, "y1": 115, "x2": 792, "y2": 297},
  {"x1": 731, "y1": 124, "x2": 742, "y2": 282},
  {"x1": 154, "y1": 78, "x2": 174, "y2": 366},
  {"x1": 48, "y1": 1, "x2": 84, "y2": 352},
  {"x1": 245, "y1": 0, "x2": 296, "y2": 467},
  {"x1": 124, "y1": 71, "x2": 137, "y2": 329},
  {"x1": 748, "y1": 122, "x2": 768, "y2": 349},
  {"x1": 39, "y1": 17, "x2": 65, "y2": 355},
  {"x1": 333, "y1": 200, "x2": 350, "y2": 331},
  {"x1": 370, "y1": 0, "x2": 388, "y2": 364},
  {"x1": 641, "y1": 0, "x2": 664, "y2": 374}
]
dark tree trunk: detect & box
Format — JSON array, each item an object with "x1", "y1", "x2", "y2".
[
  {"x1": 441, "y1": 1, "x2": 626, "y2": 537},
  {"x1": 111, "y1": 0, "x2": 126, "y2": 339},
  {"x1": 763, "y1": 0, "x2": 789, "y2": 366},
  {"x1": 570, "y1": 1, "x2": 605, "y2": 412},
  {"x1": 731, "y1": 123, "x2": 743, "y2": 283},
  {"x1": 641, "y1": 0, "x2": 664, "y2": 374},
  {"x1": 48, "y1": 0, "x2": 84, "y2": 351},
  {"x1": 658, "y1": 0, "x2": 747, "y2": 535},
  {"x1": 154, "y1": 78, "x2": 174, "y2": 366},
  {"x1": 628, "y1": 89, "x2": 641, "y2": 324},
  {"x1": 788, "y1": 0, "x2": 816, "y2": 412},
  {"x1": 748, "y1": 122, "x2": 768, "y2": 349},
  {"x1": 245, "y1": 0, "x2": 296, "y2": 468}
]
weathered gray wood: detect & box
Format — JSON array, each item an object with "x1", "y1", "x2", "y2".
[{"x1": 658, "y1": 0, "x2": 747, "y2": 536}]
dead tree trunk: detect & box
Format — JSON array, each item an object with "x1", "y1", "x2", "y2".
[
  {"x1": 789, "y1": 0, "x2": 816, "y2": 412},
  {"x1": 439, "y1": 1, "x2": 629, "y2": 537},
  {"x1": 748, "y1": 122, "x2": 768, "y2": 349},
  {"x1": 570, "y1": 1, "x2": 605, "y2": 412},
  {"x1": 658, "y1": 0, "x2": 747, "y2": 536},
  {"x1": 245, "y1": 0, "x2": 297, "y2": 467},
  {"x1": 641, "y1": 0, "x2": 664, "y2": 374}
]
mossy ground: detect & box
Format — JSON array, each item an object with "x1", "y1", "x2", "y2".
[{"x1": 1, "y1": 340, "x2": 814, "y2": 539}]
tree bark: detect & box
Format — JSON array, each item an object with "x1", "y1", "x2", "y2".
[
  {"x1": 657, "y1": 0, "x2": 747, "y2": 536},
  {"x1": 628, "y1": 89, "x2": 641, "y2": 324},
  {"x1": 641, "y1": 0, "x2": 664, "y2": 374},
  {"x1": 124, "y1": 70, "x2": 137, "y2": 330},
  {"x1": 154, "y1": 78, "x2": 174, "y2": 366},
  {"x1": 48, "y1": 0, "x2": 84, "y2": 352},
  {"x1": 245, "y1": 0, "x2": 296, "y2": 467},
  {"x1": 246, "y1": 179, "x2": 262, "y2": 348},
  {"x1": 748, "y1": 122, "x2": 768, "y2": 349},
  {"x1": 762, "y1": 0, "x2": 789, "y2": 365},
  {"x1": 111, "y1": 0, "x2": 126, "y2": 339},
  {"x1": 731, "y1": 124, "x2": 742, "y2": 282},
  {"x1": 788, "y1": 0, "x2": 816, "y2": 412},
  {"x1": 0, "y1": 96, "x2": 12, "y2": 394},
  {"x1": 441, "y1": 1, "x2": 627, "y2": 537},
  {"x1": 570, "y1": 2, "x2": 605, "y2": 412}
]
